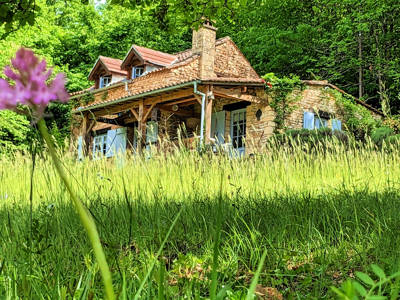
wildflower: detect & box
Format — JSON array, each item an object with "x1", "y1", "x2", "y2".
[
  {"x1": 0, "y1": 48, "x2": 69, "y2": 116},
  {"x1": 0, "y1": 48, "x2": 115, "y2": 300}
]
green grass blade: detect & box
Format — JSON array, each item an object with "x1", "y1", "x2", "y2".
[
  {"x1": 134, "y1": 208, "x2": 182, "y2": 300},
  {"x1": 246, "y1": 249, "x2": 267, "y2": 300}
]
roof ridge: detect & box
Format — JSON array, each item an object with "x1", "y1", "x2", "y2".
[
  {"x1": 133, "y1": 44, "x2": 176, "y2": 58},
  {"x1": 99, "y1": 55, "x2": 123, "y2": 61},
  {"x1": 172, "y1": 36, "x2": 230, "y2": 56}
]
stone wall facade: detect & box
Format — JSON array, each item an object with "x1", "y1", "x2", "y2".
[
  {"x1": 285, "y1": 85, "x2": 344, "y2": 130},
  {"x1": 73, "y1": 83, "x2": 381, "y2": 158}
]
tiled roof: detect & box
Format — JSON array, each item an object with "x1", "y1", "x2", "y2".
[
  {"x1": 74, "y1": 55, "x2": 201, "y2": 111},
  {"x1": 133, "y1": 45, "x2": 177, "y2": 66},
  {"x1": 72, "y1": 36, "x2": 263, "y2": 112},
  {"x1": 99, "y1": 56, "x2": 127, "y2": 75},
  {"x1": 87, "y1": 56, "x2": 127, "y2": 81}
]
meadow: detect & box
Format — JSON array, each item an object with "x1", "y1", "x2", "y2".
[{"x1": 1, "y1": 141, "x2": 400, "y2": 299}]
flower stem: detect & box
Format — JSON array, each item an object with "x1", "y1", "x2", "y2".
[{"x1": 37, "y1": 118, "x2": 115, "y2": 300}]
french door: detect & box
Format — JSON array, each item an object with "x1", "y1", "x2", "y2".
[{"x1": 230, "y1": 108, "x2": 246, "y2": 156}]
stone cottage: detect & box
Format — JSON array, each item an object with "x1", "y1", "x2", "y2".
[{"x1": 69, "y1": 21, "x2": 381, "y2": 158}]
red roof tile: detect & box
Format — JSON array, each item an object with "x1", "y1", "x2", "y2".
[
  {"x1": 72, "y1": 37, "x2": 264, "y2": 112},
  {"x1": 74, "y1": 55, "x2": 200, "y2": 111},
  {"x1": 99, "y1": 56, "x2": 127, "y2": 75},
  {"x1": 133, "y1": 45, "x2": 177, "y2": 66},
  {"x1": 87, "y1": 56, "x2": 127, "y2": 81}
]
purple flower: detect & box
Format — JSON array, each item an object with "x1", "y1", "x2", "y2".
[{"x1": 0, "y1": 48, "x2": 69, "y2": 116}]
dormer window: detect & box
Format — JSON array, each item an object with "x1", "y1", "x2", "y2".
[
  {"x1": 99, "y1": 75, "x2": 111, "y2": 88},
  {"x1": 132, "y1": 66, "x2": 144, "y2": 79}
]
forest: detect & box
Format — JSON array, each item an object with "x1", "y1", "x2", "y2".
[
  {"x1": 1, "y1": 0, "x2": 400, "y2": 153},
  {"x1": 2, "y1": 1, "x2": 400, "y2": 299}
]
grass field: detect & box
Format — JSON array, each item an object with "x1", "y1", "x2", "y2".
[{"x1": 1, "y1": 141, "x2": 400, "y2": 299}]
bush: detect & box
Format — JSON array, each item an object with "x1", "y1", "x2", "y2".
[
  {"x1": 370, "y1": 126, "x2": 393, "y2": 146},
  {"x1": 270, "y1": 128, "x2": 350, "y2": 152},
  {"x1": 384, "y1": 134, "x2": 400, "y2": 146},
  {"x1": 383, "y1": 115, "x2": 400, "y2": 134}
]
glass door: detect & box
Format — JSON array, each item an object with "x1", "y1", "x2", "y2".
[{"x1": 230, "y1": 108, "x2": 246, "y2": 156}]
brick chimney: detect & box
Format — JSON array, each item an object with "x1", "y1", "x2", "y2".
[{"x1": 192, "y1": 20, "x2": 217, "y2": 79}]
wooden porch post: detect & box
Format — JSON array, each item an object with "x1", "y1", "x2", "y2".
[
  {"x1": 80, "y1": 113, "x2": 89, "y2": 156},
  {"x1": 81, "y1": 113, "x2": 96, "y2": 156},
  {"x1": 137, "y1": 100, "x2": 146, "y2": 152},
  {"x1": 205, "y1": 86, "x2": 213, "y2": 144}
]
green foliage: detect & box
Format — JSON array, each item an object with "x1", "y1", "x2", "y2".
[
  {"x1": 1, "y1": 145, "x2": 400, "y2": 297},
  {"x1": 271, "y1": 128, "x2": 350, "y2": 151},
  {"x1": 370, "y1": 126, "x2": 393, "y2": 146},
  {"x1": 262, "y1": 73, "x2": 304, "y2": 132},
  {"x1": 383, "y1": 115, "x2": 400, "y2": 134},
  {"x1": 385, "y1": 134, "x2": 400, "y2": 146},
  {"x1": 330, "y1": 89, "x2": 381, "y2": 139},
  {"x1": 332, "y1": 265, "x2": 400, "y2": 299},
  {"x1": 0, "y1": 111, "x2": 32, "y2": 155},
  {"x1": 0, "y1": 0, "x2": 39, "y2": 38}
]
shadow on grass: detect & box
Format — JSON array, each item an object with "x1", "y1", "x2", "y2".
[{"x1": 1, "y1": 188, "x2": 400, "y2": 298}]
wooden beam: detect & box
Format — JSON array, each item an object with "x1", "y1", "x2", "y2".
[
  {"x1": 205, "y1": 86, "x2": 213, "y2": 143},
  {"x1": 144, "y1": 89, "x2": 194, "y2": 105},
  {"x1": 130, "y1": 108, "x2": 139, "y2": 121},
  {"x1": 86, "y1": 119, "x2": 96, "y2": 134},
  {"x1": 194, "y1": 95, "x2": 202, "y2": 105},
  {"x1": 213, "y1": 87, "x2": 265, "y2": 104},
  {"x1": 80, "y1": 113, "x2": 90, "y2": 156},
  {"x1": 177, "y1": 100, "x2": 197, "y2": 107},
  {"x1": 89, "y1": 89, "x2": 196, "y2": 117},
  {"x1": 164, "y1": 97, "x2": 197, "y2": 106},
  {"x1": 137, "y1": 100, "x2": 146, "y2": 152},
  {"x1": 142, "y1": 102, "x2": 156, "y2": 121},
  {"x1": 92, "y1": 101, "x2": 140, "y2": 117},
  {"x1": 158, "y1": 106, "x2": 198, "y2": 117}
]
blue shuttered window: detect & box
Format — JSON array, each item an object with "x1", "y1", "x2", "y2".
[
  {"x1": 303, "y1": 112, "x2": 315, "y2": 129},
  {"x1": 331, "y1": 119, "x2": 342, "y2": 131}
]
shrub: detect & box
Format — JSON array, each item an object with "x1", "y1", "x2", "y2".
[
  {"x1": 385, "y1": 134, "x2": 400, "y2": 146},
  {"x1": 370, "y1": 126, "x2": 393, "y2": 146},
  {"x1": 270, "y1": 128, "x2": 350, "y2": 152},
  {"x1": 383, "y1": 115, "x2": 400, "y2": 134}
]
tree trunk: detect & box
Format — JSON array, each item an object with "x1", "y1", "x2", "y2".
[{"x1": 358, "y1": 31, "x2": 363, "y2": 99}]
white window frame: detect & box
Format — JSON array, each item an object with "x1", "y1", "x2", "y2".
[
  {"x1": 230, "y1": 108, "x2": 246, "y2": 155},
  {"x1": 132, "y1": 66, "x2": 144, "y2": 79},
  {"x1": 99, "y1": 75, "x2": 111, "y2": 88},
  {"x1": 93, "y1": 134, "x2": 107, "y2": 159}
]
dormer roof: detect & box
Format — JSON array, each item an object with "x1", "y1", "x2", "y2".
[
  {"x1": 88, "y1": 56, "x2": 127, "y2": 81},
  {"x1": 121, "y1": 45, "x2": 177, "y2": 69}
]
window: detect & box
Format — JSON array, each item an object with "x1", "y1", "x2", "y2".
[
  {"x1": 315, "y1": 117, "x2": 328, "y2": 129},
  {"x1": 146, "y1": 121, "x2": 158, "y2": 145},
  {"x1": 93, "y1": 134, "x2": 107, "y2": 158},
  {"x1": 211, "y1": 111, "x2": 226, "y2": 144},
  {"x1": 303, "y1": 111, "x2": 342, "y2": 131},
  {"x1": 99, "y1": 76, "x2": 111, "y2": 88},
  {"x1": 132, "y1": 66, "x2": 144, "y2": 79},
  {"x1": 231, "y1": 109, "x2": 246, "y2": 154}
]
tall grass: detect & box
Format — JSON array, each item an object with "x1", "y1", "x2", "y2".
[{"x1": 1, "y1": 140, "x2": 400, "y2": 298}]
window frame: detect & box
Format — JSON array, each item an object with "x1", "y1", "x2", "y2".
[
  {"x1": 230, "y1": 108, "x2": 247, "y2": 152},
  {"x1": 99, "y1": 75, "x2": 112, "y2": 88},
  {"x1": 93, "y1": 134, "x2": 107, "y2": 158},
  {"x1": 132, "y1": 66, "x2": 144, "y2": 79}
]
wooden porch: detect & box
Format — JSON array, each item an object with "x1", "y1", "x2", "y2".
[{"x1": 75, "y1": 83, "x2": 266, "y2": 157}]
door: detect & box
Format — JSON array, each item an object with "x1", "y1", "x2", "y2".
[
  {"x1": 106, "y1": 128, "x2": 127, "y2": 158},
  {"x1": 211, "y1": 111, "x2": 226, "y2": 144},
  {"x1": 230, "y1": 108, "x2": 246, "y2": 156},
  {"x1": 145, "y1": 121, "x2": 158, "y2": 154},
  {"x1": 77, "y1": 136, "x2": 83, "y2": 160},
  {"x1": 114, "y1": 128, "x2": 127, "y2": 155}
]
